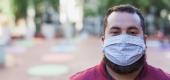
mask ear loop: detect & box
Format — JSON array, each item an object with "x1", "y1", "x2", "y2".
[{"x1": 140, "y1": 35, "x2": 147, "y2": 49}]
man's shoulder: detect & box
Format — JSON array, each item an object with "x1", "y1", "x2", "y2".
[
  {"x1": 146, "y1": 64, "x2": 170, "y2": 79},
  {"x1": 70, "y1": 66, "x2": 98, "y2": 80}
]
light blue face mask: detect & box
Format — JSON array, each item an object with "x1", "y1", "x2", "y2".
[{"x1": 103, "y1": 34, "x2": 146, "y2": 66}]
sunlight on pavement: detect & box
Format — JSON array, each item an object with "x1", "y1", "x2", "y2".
[
  {"x1": 164, "y1": 52, "x2": 170, "y2": 59},
  {"x1": 50, "y1": 43, "x2": 76, "y2": 53},
  {"x1": 41, "y1": 54, "x2": 74, "y2": 63},
  {"x1": 27, "y1": 64, "x2": 69, "y2": 77}
]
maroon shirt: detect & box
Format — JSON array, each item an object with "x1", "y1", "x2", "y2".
[{"x1": 70, "y1": 62, "x2": 170, "y2": 80}]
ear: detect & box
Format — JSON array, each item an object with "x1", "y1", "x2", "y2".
[{"x1": 101, "y1": 36, "x2": 105, "y2": 44}]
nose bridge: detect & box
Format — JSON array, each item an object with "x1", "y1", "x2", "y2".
[
  {"x1": 122, "y1": 31, "x2": 126, "y2": 34},
  {"x1": 119, "y1": 33, "x2": 127, "y2": 43},
  {"x1": 121, "y1": 28, "x2": 127, "y2": 34}
]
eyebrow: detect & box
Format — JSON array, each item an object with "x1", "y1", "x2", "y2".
[
  {"x1": 127, "y1": 26, "x2": 139, "y2": 30},
  {"x1": 110, "y1": 26, "x2": 121, "y2": 30}
]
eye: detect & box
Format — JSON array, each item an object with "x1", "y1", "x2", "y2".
[
  {"x1": 127, "y1": 27, "x2": 140, "y2": 36},
  {"x1": 111, "y1": 31, "x2": 120, "y2": 34},
  {"x1": 110, "y1": 31, "x2": 121, "y2": 36},
  {"x1": 108, "y1": 26, "x2": 121, "y2": 36},
  {"x1": 127, "y1": 30, "x2": 139, "y2": 36}
]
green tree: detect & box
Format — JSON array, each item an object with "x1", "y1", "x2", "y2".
[
  {"x1": 12, "y1": 0, "x2": 59, "y2": 22},
  {"x1": 90, "y1": 0, "x2": 170, "y2": 17},
  {"x1": 12, "y1": 0, "x2": 28, "y2": 21}
]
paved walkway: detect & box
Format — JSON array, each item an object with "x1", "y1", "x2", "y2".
[{"x1": 0, "y1": 37, "x2": 170, "y2": 80}]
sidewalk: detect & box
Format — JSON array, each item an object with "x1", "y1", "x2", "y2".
[{"x1": 0, "y1": 37, "x2": 170, "y2": 80}]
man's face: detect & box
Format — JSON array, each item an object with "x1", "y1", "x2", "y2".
[
  {"x1": 104, "y1": 12, "x2": 144, "y2": 39},
  {"x1": 103, "y1": 12, "x2": 146, "y2": 74}
]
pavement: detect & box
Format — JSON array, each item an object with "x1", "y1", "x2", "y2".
[{"x1": 0, "y1": 36, "x2": 170, "y2": 80}]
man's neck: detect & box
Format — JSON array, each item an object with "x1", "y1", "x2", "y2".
[{"x1": 106, "y1": 65, "x2": 143, "y2": 80}]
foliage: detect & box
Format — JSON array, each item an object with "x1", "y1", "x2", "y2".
[
  {"x1": 88, "y1": 0, "x2": 170, "y2": 17},
  {"x1": 12, "y1": 0, "x2": 59, "y2": 21}
]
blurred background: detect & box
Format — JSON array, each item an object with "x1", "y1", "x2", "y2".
[{"x1": 0, "y1": 0, "x2": 170, "y2": 80}]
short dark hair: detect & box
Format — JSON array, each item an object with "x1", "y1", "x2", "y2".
[{"x1": 103, "y1": 4, "x2": 145, "y2": 34}]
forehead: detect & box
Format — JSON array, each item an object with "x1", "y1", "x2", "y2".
[{"x1": 107, "y1": 12, "x2": 142, "y2": 30}]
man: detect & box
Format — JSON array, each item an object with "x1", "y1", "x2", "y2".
[{"x1": 70, "y1": 4, "x2": 170, "y2": 80}]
